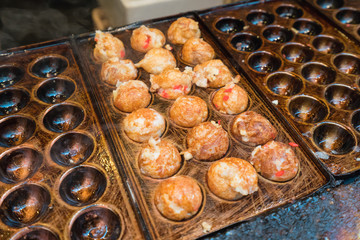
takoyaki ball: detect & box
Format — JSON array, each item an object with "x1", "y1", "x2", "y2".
[
  {"x1": 181, "y1": 38, "x2": 215, "y2": 65},
  {"x1": 194, "y1": 59, "x2": 240, "y2": 88},
  {"x1": 249, "y1": 141, "x2": 300, "y2": 182},
  {"x1": 154, "y1": 175, "x2": 202, "y2": 221},
  {"x1": 113, "y1": 80, "x2": 151, "y2": 112},
  {"x1": 207, "y1": 157, "x2": 258, "y2": 200},
  {"x1": 231, "y1": 111, "x2": 277, "y2": 145},
  {"x1": 138, "y1": 138, "x2": 181, "y2": 179},
  {"x1": 130, "y1": 25, "x2": 166, "y2": 53},
  {"x1": 212, "y1": 83, "x2": 248, "y2": 114},
  {"x1": 169, "y1": 96, "x2": 208, "y2": 128},
  {"x1": 184, "y1": 121, "x2": 229, "y2": 161},
  {"x1": 123, "y1": 108, "x2": 165, "y2": 142},
  {"x1": 167, "y1": 17, "x2": 201, "y2": 45},
  {"x1": 93, "y1": 30, "x2": 125, "y2": 63},
  {"x1": 150, "y1": 67, "x2": 194, "y2": 99},
  {"x1": 101, "y1": 58, "x2": 137, "y2": 86},
  {"x1": 135, "y1": 48, "x2": 176, "y2": 75}
]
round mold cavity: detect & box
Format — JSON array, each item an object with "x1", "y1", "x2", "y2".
[
  {"x1": 312, "y1": 35, "x2": 344, "y2": 54},
  {"x1": 70, "y1": 206, "x2": 122, "y2": 240},
  {"x1": 0, "y1": 148, "x2": 43, "y2": 184},
  {"x1": 351, "y1": 110, "x2": 360, "y2": 133},
  {"x1": 248, "y1": 51, "x2": 281, "y2": 73},
  {"x1": 0, "y1": 89, "x2": 30, "y2": 115},
  {"x1": 11, "y1": 226, "x2": 60, "y2": 240},
  {"x1": 313, "y1": 122, "x2": 356, "y2": 155},
  {"x1": 37, "y1": 78, "x2": 75, "y2": 104},
  {"x1": 266, "y1": 72, "x2": 304, "y2": 96},
  {"x1": 30, "y1": 55, "x2": 68, "y2": 78},
  {"x1": 0, "y1": 66, "x2": 24, "y2": 88},
  {"x1": 215, "y1": 18, "x2": 244, "y2": 34},
  {"x1": 333, "y1": 53, "x2": 360, "y2": 75},
  {"x1": 59, "y1": 166, "x2": 106, "y2": 207},
  {"x1": 0, "y1": 116, "x2": 36, "y2": 148},
  {"x1": 281, "y1": 43, "x2": 314, "y2": 63},
  {"x1": 316, "y1": 0, "x2": 344, "y2": 9},
  {"x1": 301, "y1": 62, "x2": 336, "y2": 85},
  {"x1": 293, "y1": 19, "x2": 323, "y2": 36},
  {"x1": 324, "y1": 84, "x2": 360, "y2": 110},
  {"x1": 336, "y1": 8, "x2": 360, "y2": 24},
  {"x1": 230, "y1": 33, "x2": 262, "y2": 52},
  {"x1": 263, "y1": 26, "x2": 293, "y2": 43},
  {"x1": 0, "y1": 184, "x2": 51, "y2": 228},
  {"x1": 50, "y1": 132, "x2": 95, "y2": 167},
  {"x1": 246, "y1": 11, "x2": 275, "y2": 26},
  {"x1": 276, "y1": 5, "x2": 303, "y2": 19},
  {"x1": 288, "y1": 95, "x2": 329, "y2": 123},
  {"x1": 43, "y1": 104, "x2": 84, "y2": 133}
]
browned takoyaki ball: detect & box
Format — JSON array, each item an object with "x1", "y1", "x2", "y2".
[
  {"x1": 123, "y1": 108, "x2": 165, "y2": 142},
  {"x1": 167, "y1": 17, "x2": 201, "y2": 45},
  {"x1": 101, "y1": 58, "x2": 137, "y2": 86},
  {"x1": 212, "y1": 83, "x2": 248, "y2": 114},
  {"x1": 194, "y1": 59, "x2": 240, "y2": 88},
  {"x1": 113, "y1": 80, "x2": 151, "y2": 112},
  {"x1": 154, "y1": 175, "x2": 203, "y2": 221},
  {"x1": 150, "y1": 67, "x2": 194, "y2": 99},
  {"x1": 231, "y1": 111, "x2": 277, "y2": 145},
  {"x1": 130, "y1": 25, "x2": 166, "y2": 53},
  {"x1": 138, "y1": 138, "x2": 181, "y2": 179},
  {"x1": 135, "y1": 48, "x2": 176, "y2": 75},
  {"x1": 249, "y1": 141, "x2": 300, "y2": 182},
  {"x1": 93, "y1": 30, "x2": 125, "y2": 63},
  {"x1": 169, "y1": 96, "x2": 208, "y2": 128},
  {"x1": 207, "y1": 157, "x2": 258, "y2": 200},
  {"x1": 181, "y1": 38, "x2": 215, "y2": 65},
  {"x1": 184, "y1": 121, "x2": 229, "y2": 161}
]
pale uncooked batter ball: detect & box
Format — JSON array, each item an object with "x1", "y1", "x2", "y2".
[
  {"x1": 93, "y1": 30, "x2": 125, "y2": 63},
  {"x1": 135, "y1": 48, "x2": 176, "y2": 74},
  {"x1": 181, "y1": 38, "x2": 215, "y2": 65},
  {"x1": 167, "y1": 17, "x2": 201, "y2": 45},
  {"x1": 130, "y1": 25, "x2": 166, "y2": 53},
  {"x1": 101, "y1": 58, "x2": 137, "y2": 86},
  {"x1": 212, "y1": 83, "x2": 248, "y2": 114}
]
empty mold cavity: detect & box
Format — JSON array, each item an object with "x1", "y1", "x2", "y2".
[
  {"x1": 288, "y1": 95, "x2": 329, "y2": 123},
  {"x1": 351, "y1": 110, "x2": 360, "y2": 133},
  {"x1": 266, "y1": 72, "x2": 303, "y2": 96},
  {"x1": 293, "y1": 19, "x2": 322, "y2": 36},
  {"x1": 30, "y1": 56, "x2": 68, "y2": 78},
  {"x1": 281, "y1": 43, "x2": 314, "y2": 63},
  {"x1": 316, "y1": 0, "x2": 344, "y2": 9},
  {"x1": 230, "y1": 33, "x2": 262, "y2": 52},
  {"x1": 43, "y1": 104, "x2": 84, "y2": 133},
  {"x1": 0, "y1": 116, "x2": 36, "y2": 148},
  {"x1": 0, "y1": 89, "x2": 30, "y2": 115},
  {"x1": 336, "y1": 9, "x2": 360, "y2": 24},
  {"x1": 276, "y1": 5, "x2": 303, "y2": 19},
  {"x1": 37, "y1": 78, "x2": 75, "y2": 104},
  {"x1": 248, "y1": 51, "x2": 281, "y2": 73},
  {"x1": 246, "y1": 11, "x2": 274, "y2": 26},
  {"x1": 0, "y1": 66, "x2": 24, "y2": 88},
  {"x1": 325, "y1": 84, "x2": 360, "y2": 110},
  {"x1": 312, "y1": 35, "x2": 344, "y2": 54},
  {"x1": 301, "y1": 62, "x2": 336, "y2": 85},
  {"x1": 11, "y1": 226, "x2": 60, "y2": 240},
  {"x1": 333, "y1": 54, "x2": 360, "y2": 75},
  {"x1": 215, "y1": 18, "x2": 244, "y2": 34},
  {"x1": 263, "y1": 26, "x2": 293, "y2": 43}
]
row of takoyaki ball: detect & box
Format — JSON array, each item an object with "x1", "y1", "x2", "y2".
[{"x1": 92, "y1": 18, "x2": 300, "y2": 222}]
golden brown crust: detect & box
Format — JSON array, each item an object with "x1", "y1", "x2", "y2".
[
  {"x1": 101, "y1": 58, "x2": 137, "y2": 86},
  {"x1": 249, "y1": 141, "x2": 299, "y2": 182},
  {"x1": 169, "y1": 96, "x2": 208, "y2": 128},
  {"x1": 207, "y1": 157, "x2": 258, "y2": 200},
  {"x1": 181, "y1": 38, "x2": 215, "y2": 65},
  {"x1": 212, "y1": 83, "x2": 248, "y2": 114},
  {"x1": 154, "y1": 176, "x2": 203, "y2": 221},
  {"x1": 130, "y1": 25, "x2": 166, "y2": 53},
  {"x1": 231, "y1": 111, "x2": 277, "y2": 145},
  {"x1": 167, "y1": 17, "x2": 201, "y2": 45},
  {"x1": 135, "y1": 48, "x2": 176, "y2": 75},
  {"x1": 93, "y1": 31, "x2": 125, "y2": 63}
]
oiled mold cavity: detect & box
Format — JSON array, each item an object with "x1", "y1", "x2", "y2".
[
  {"x1": 215, "y1": 18, "x2": 244, "y2": 34},
  {"x1": 248, "y1": 51, "x2": 281, "y2": 73},
  {"x1": 50, "y1": 132, "x2": 94, "y2": 167},
  {"x1": 281, "y1": 43, "x2": 314, "y2": 63},
  {"x1": 312, "y1": 36, "x2": 344, "y2": 54},
  {"x1": 0, "y1": 66, "x2": 24, "y2": 88},
  {"x1": 336, "y1": 9, "x2": 360, "y2": 24},
  {"x1": 37, "y1": 78, "x2": 75, "y2": 104},
  {"x1": 0, "y1": 89, "x2": 30, "y2": 115},
  {"x1": 316, "y1": 0, "x2": 344, "y2": 9},
  {"x1": 276, "y1": 5, "x2": 303, "y2": 19},
  {"x1": 31, "y1": 56, "x2": 68, "y2": 78},
  {"x1": 0, "y1": 116, "x2": 36, "y2": 148},
  {"x1": 313, "y1": 122, "x2": 355, "y2": 155},
  {"x1": 43, "y1": 104, "x2": 84, "y2": 133},
  {"x1": 60, "y1": 166, "x2": 106, "y2": 207},
  {"x1": 0, "y1": 184, "x2": 50, "y2": 228},
  {"x1": 70, "y1": 206, "x2": 121, "y2": 240},
  {"x1": 293, "y1": 20, "x2": 322, "y2": 36},
  {"x1": 288, "y1": 95, "x2": 329, "y2": 123},
  {"x1": 12, "y1": 226, "x2": 60, "y2": 240},
  {"x1": 301, "y1": 62, "x2": 336, "y2": 85},
  {"x1": 333, "y1": 54, "x2": 360, "y2": 75},
  {"x1": 246, "y1": 11, "x2": 274, "y2": 26},
  {"x1": 351, "y1": 110, "x2": 360, "y2": 133},
  {"x1": 267, "y1": 72, "x2": 303, "y2": 96},
  {"x1": 325, "y1": 84, "x2": 360, "y2": 110},
  {"x1": 0, "y1": 148, "x2": 43, "y2": 184},
  {"x1": 263, "y1": 26, "x2": 293, "y2": 43},
  {"x1": 230, "y1": 33, "x2": 262, "y2": 52}
]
